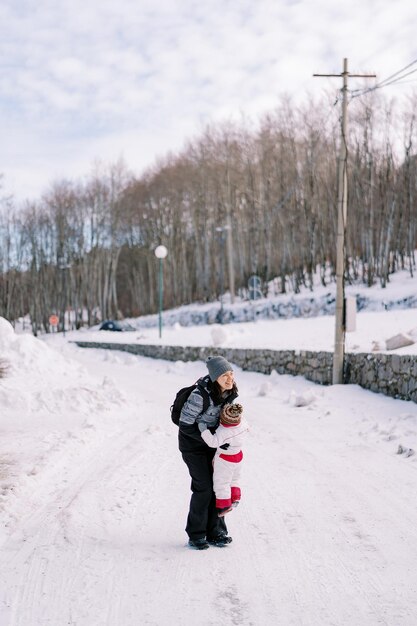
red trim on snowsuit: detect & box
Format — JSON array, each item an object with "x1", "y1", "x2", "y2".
[
  {"x1": 219, "y1": 450, "x2": 243, "y2": 463},
  {"x1": 216, "y1": 497, "x2": 232, "y2": 508},
  {"x1": 216, "y1": 486, "x2": 241, "y2": 509}
]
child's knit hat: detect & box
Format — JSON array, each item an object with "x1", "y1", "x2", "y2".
[{"x1": 220, "y1": 403, "x2": 243, "y2": 426}]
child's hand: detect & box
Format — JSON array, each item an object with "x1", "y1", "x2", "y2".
[{"x1": 198, "y1": 422, "x2": 207, "y2": 432}]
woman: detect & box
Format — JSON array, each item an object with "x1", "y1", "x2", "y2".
[{"x1": 179, "y1": 355, "x2": 238, "y2": 550}]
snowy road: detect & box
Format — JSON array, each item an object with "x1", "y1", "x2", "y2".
[{"x1": 1, "y1": 344, "x2": 417, "y2": 625}]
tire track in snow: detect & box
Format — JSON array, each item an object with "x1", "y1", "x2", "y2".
[{"x1": 1, "y1": 421, "x2": 167, "y2": 626}]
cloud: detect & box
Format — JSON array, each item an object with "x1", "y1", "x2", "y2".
[{"x1": 1, "y1": 0, "x2": 417, "y2": 201}]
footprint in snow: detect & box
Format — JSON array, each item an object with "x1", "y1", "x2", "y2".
[{"x1": 396, "y1": 444, "x2": 415, "y2": 458}]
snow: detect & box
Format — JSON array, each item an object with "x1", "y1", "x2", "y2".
[
  {"x1": 68, "y1": 309, "x2": 417, "y2": 354},
  {"x1": 67, "y1": 306, "x2": 417, "y2": 356},
  {"x1": 1, "y1": 272, "x2": 417, "y2": 625},
  {"x1": 61, "y1": 269, "x2": 417, "y2": 356}
]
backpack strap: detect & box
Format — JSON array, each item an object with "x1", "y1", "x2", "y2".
[{"x1": 196, "y1": 383, "x2": 210, "y2": 415}]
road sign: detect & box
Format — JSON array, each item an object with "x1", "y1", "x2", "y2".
[
  {"x1": 248, "y1": 275, "x2": 262, "y2": 300},
  {"x1": 344, "y1": 296, "x2": 357, "y2": 332},
  {"x1": 49, "y1": 314, "x2": 59, "y2": 327}
]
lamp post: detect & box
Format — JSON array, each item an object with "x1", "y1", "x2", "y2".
[
  {"x1": 154, "y1": 245, "x2": 168, "y2": 338},
  {"x1": 58, "y1": 262, "x2": 71, "y2": 336},
  {"x1": 215, "y1": 227, "x2": 226, "y2": 322}
]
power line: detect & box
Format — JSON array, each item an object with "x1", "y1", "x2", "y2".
[
  {"x1": 351, "y1": 59, "x2": 417, "y2": 99},
  {"x1": 376, "y1": 59, "x2": 417, "y2": 87},
  {"x1": 377, "y1": 67, "x2": 417, "y2": 88},
  {"x1": 383, "y1": 78, "x2": 417, "y2": 87}
]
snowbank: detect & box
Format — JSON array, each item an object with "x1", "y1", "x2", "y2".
[{"x1": 123, "y1": 270, "x2": 417, "y2": 329}]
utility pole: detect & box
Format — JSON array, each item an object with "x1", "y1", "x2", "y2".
[{"x1": 314, "y1": 59, "x2": 376, "y2": 384}]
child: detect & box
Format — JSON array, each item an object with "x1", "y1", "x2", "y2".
[{"x1": 198, "y1": 403, "x2": 249, "y2": 516}]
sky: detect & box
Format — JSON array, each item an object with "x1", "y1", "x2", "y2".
[{"x1": 1, "y1": 0, "x2": 417, "y2": 202}]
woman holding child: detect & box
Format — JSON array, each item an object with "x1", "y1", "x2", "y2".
[{"x1": 178, "y1": 355, "x2": 242, "y2": 550}]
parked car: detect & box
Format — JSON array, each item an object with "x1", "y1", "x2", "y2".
[{"x1": 99, "y1": 320, "x2": 136, "y2": 332}]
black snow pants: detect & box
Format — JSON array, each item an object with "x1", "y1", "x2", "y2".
[{"x1": 181, "y1": 447, "x2": 228, "y2": 541}]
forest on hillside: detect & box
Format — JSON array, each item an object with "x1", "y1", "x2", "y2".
[{"x1": 0, "y1": 92, "x2": 416, "y2": 335}]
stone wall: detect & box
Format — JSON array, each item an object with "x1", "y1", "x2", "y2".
[
  {"x1": 74, "y1": 341, "x2": 417, "y2": 403},
  {"x1": 345, "y1": 353, "x2": 417, "y2": 402}
]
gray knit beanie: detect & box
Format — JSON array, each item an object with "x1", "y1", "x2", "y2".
[{"x1": 206, "y1": 356, "x2": 233, "y2": 382}]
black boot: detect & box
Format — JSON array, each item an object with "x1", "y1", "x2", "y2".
[
  {"x1": 207, "y1": 534, "x2": 233, "y2": 547},
  {"x1": 188, "y1": 538, "x2": 210, "y2": 550}
]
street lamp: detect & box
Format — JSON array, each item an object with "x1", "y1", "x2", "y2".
[
  {"x1": 154, "y1": 245, "x2": 168, "y2": 338},
  {"x1": 58, "y1": 262, "x2": 71, "y2": 336},
  {"x1": 215, "y1": 227, "x2": 226, "y2": 321}
]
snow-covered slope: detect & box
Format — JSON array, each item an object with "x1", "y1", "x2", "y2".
[
  {"x1": 65, "y1": 306, "x2": 417, "y2": 356},
  {"x1": 124, "y1": 269, "x2": 417, "y2": 328},
  {"x1": 59, "y1": 268, "x2": 417, "y2": 356}
]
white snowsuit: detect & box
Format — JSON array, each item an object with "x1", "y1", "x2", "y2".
[{"x1": 200, "y1": 418, "x2": 249, "y2": 509}]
